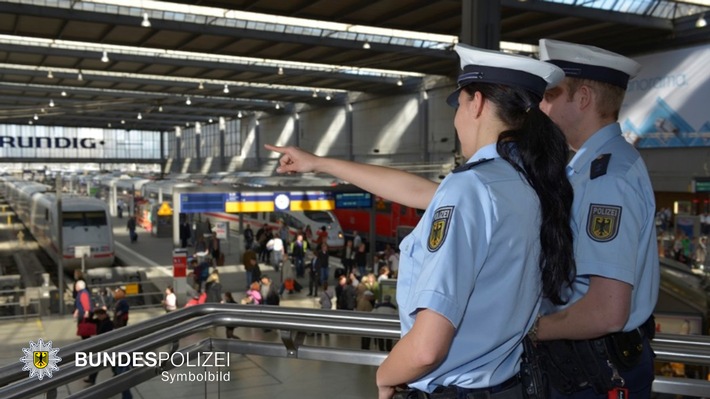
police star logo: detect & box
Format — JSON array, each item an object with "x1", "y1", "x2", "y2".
[
  {"x1": 428, "y1": 206, "x2": 454, "y2": 252},
  {"x1": 19, "y1": 339, "x2": 62, "y2": 380},
  {"x1": 587, "y1": 204, "x2": 622, "y2": 242}
]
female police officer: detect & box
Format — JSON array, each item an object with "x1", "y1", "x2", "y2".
[{"x1": 266, "y1": 43, "x2": 576, "y2": 399}]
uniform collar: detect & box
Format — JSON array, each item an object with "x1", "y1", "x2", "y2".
[
  {"x1": 467, "y1": 143, "x2": 501, "y2": 164},
  {"x1": 567, "y1": 123, "x2": 621, "y2": 175}
]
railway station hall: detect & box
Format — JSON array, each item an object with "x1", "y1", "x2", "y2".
[{"x1": 0, "y1": 1, "x2": 709, "y2": 398}]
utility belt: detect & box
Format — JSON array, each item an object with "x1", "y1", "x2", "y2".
[
  {"x1": 524, "y1": 316, "x2": 655, "y2": 397},
  {"x1": 393, "y1": 374, "x2": 523, "y2": 399}
]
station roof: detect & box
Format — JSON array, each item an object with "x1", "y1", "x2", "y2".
[{"x1": 0, "y1": 0, "x2": 707, "y2": 132}]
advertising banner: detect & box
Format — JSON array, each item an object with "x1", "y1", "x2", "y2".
[{"x1": 621, "y1": 44, "x2": 710, "y2": 148}]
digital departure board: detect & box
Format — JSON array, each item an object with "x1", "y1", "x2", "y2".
[{"x1": 334, "y1": 192, "x2": 372, "y2": 209}]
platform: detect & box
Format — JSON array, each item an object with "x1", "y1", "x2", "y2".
[{"x1": 0, "y1": 216, "x2": 381, "y2": 399}]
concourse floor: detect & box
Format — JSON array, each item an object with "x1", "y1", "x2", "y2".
[{"x1": 0, "y1": 216, "x2": 382, "y2": 399}]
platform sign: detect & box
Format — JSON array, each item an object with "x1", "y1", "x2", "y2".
[
  {"x1": 224, "y1": 192, "x2": 275, "y2": 213},
  {"x1": 693, "y1": 178, "x2": 710, "y2": 193},
  {"x1": 213, "y1": 221, "x2": 228, "y2": 239},
  {"x1": 172, "y1": 249, "x2": 188, "y2": 278},
  {"x1": 180, "y1": 193, "x2": 226, "y2": 213},
  {"x1": 334, "y1": 192, "x2": 372, "y2": 209},
  {"x1": 157, "y1": 202, "x2": 173, "y2": 216},
  {"x1": 290, "y1": 191, "x2": 334, "y2": 211},
  {"x1": 183, "y1": 191, "x2": 337, "y2": 213}
]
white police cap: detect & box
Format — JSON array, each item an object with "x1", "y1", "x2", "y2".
[
  {"x1": 538, "y1": 39, "x2": 641, "y2": 89},
  {"x1": 447, "y1": 43, "x2": 564, "y2": 107}
]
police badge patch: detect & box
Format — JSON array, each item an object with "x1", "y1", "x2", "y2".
[
  {"x1": 428, "y1": 206, "x2": 454, "y2": 252},
  {"x1": 587, "y1": 204, "x2": 622, "y2": 242}
]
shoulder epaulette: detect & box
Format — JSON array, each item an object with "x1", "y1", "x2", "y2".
[
  {"x1": 590, "y1": 153, "x2": 611, "y2": 180},
  {"x1": 452, "y1": 158, "x2": 494, "y2": 174}
]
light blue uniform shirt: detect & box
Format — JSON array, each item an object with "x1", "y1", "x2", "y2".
[
  {"x1": 397, "y1": 144, "x2": 542, "y2": 393},
  {"x1": 542, "y1": 123, "x2": 659, "y2": 331}
]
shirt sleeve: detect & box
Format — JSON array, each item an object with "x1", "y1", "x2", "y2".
[
  {"x1": 574, "y1": 174, "x2": 644, "y2": 285},
  {"x1": 408, "y1": 176, "x2": 490, "y2": 328}
]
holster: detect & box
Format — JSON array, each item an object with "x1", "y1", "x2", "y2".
[
  {"x1": 533, "y1": 317, "x2": 652, "y2": 395},
  {"x1": 520, "y1": 337, "x2": 549, "y2": 399}
]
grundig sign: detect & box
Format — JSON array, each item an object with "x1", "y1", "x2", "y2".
[{"x1": 0, "y1": 136, "x2": 104, "y2": 149}]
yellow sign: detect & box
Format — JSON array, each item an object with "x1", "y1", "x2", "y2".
[
  {"x1": 225, "y1": 201, "x2": 274, "y2": 213},
  {"x1": 125, "y1": 283, "x2": 139, "y2": 295},
  {"x1": 157, "y1": 202, "x2": 173, "y2": 216}
]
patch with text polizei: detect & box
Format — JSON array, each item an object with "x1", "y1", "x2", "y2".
[
  {"x1": 586, "y1": 204, "x2": 622, "y2": 242},
  {"x1": 427, "y1": 206, "x2": 454, "y2": 252}
]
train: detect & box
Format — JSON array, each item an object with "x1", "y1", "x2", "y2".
[
  {"x1": 332, "y1": 197, "x2": 423, "y2": 246},
  {"x1": 0, "y1": 177, "x2": 115, "y2": 270},
  {"x1": 92, "y1": 177, "x2": 345, "y2": 248},
  {"x1": 203, "y1": 209, "x2": 345, "y2": 249}
]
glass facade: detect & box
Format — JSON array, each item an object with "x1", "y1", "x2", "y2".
[
  {"x1": 0, "y1": 124, "x2": 162, "y2": 160},
  {"x1": 168, "y1": 119, "x2": 242, "y2": 159}
]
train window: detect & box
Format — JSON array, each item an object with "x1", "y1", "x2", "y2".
[
  {"x1": 303, "y1": 211, "x2": 333, "y2": 225},
  {"x1": 85, "y1": 211, "x2": 108, "y2": 226},
  {"x1": 62, "y1": 211, "x2": 107, "y2": 228}
]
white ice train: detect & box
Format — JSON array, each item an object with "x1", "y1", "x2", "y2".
[{"x1": 1, "y1": 178, "x2": 115, "y2": 270}]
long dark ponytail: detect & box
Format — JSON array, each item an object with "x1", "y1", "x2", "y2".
[{"x1": 464, "y1": 84, "x2": 575, "y2": 305}]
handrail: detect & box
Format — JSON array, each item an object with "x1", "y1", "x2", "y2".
[
  {"x1": 0, "y1": 305, "x2": 708, "y2": 398},
  {"x1": 0, "y1": 304, "x2": 399, "y2": 390}
]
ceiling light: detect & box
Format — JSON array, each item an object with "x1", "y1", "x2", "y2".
[
  {"x1": 28, "y1": 120, "x2": 33, "y2": 125},
  {"x1": 107, "y1": 123, "x2": 112, "y2": 128},
  {"x1": 697, "y1": 14, "x2": 707, "y2": 28},
  {"x1": 198, "y1": 81, "x2": 204, "y2": 90},
  {"x1": 325, "y1": 93, "x2": 332, "y2": 101},
  {"x1": 158, "y1": 105, "x2": 163, "y2": 112},
  {"x1": 185, "y1": 97, "x2": 192, "y2": 105},
  {"x1": 40, "y1": 108, "x2": 46, "y2": 113},
  {"x1": 208, "y1": 118, "x2": 213, "y2": 123},
  {"x1": 396, "y1": 78, "x2": 403, "y2": 86},
  {"x1": 312, "y1": 91, "x2": 317, "y2": 98},
  {"x1": 77, "y1": 71, "x2": 83, "y2": 81},
  {"x1": 223, "y1": 84, "x2": 229, "y2": 94},
  {"x1": 61, "y1": 91, "x2": 67, "y2": 97},
  {"x1": 49, "y1": 99, "x2": 54, "y2": 107},
  {"x1": 275, "y1": 103, "x2": 280, "y2": 109},
  {"x1": 141, "y1": 12, "x2": 151, "y2": 28},
  {"x1": 363, "y1": 42, "x2": 371, "y2": 49},
  {"x1": 47, "y1": 70, "x2": 53, "y2": 79},
  {"x1": 101, "y1": 50, "x2": 109, "y2": 63},
  {"x1": 137, "y1": 112, "x2": 142, "y2": 120},
  {"x1": 121, "y1": 119, "x2": 125, "y2": 124},
  {"x1": 33, "y1": 114, "x2": 38, "y2": 120},
  {"x1": 237, "y1": 111, "x2": 242, "y2": 118},
  {"x1": 277, "y1": 66, "x2": 284, "y2": 75}
]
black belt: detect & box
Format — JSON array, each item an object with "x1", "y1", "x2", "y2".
[{"x1": 394, "y1": 374, "x2": 522, "y2": 399}]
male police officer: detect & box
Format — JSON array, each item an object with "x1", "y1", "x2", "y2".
[{"x1": 531, "y1": 39, "x2": 659, "y2": 398}]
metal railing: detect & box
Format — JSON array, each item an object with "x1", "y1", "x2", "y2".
[{"x1": 0, "y1": 304, "x2": 707, "y2": 398}]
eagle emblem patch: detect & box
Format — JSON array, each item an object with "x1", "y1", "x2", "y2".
[
  {"x1": 428, "y1": 206, "x2": 454, "y2": 252},
  {"x1": 587, "y1": 204, "x2": 622, "y2": 242},
  {"x1": 33, "y1": 351, "x2": 49, "y2": 369}
]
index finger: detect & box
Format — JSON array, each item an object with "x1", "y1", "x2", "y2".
[{"x1": 264, "y1": 144, "x2": 286, "y2": 154}]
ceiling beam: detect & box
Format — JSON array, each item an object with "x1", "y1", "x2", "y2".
[{"x1": 501, "y1": 0, "x2": 674, "y2": 30}]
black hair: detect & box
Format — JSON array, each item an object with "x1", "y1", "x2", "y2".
[{"x1": 463, "y1": 84, "x2": 575, "y2": 305}]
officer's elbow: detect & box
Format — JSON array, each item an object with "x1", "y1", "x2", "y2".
[
  {"x1": 413, "y1": 346, "x2": 447, "y2": 369},
  {"x1": 598, "y1": 307, "x2": 630, "y2": 334}
]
